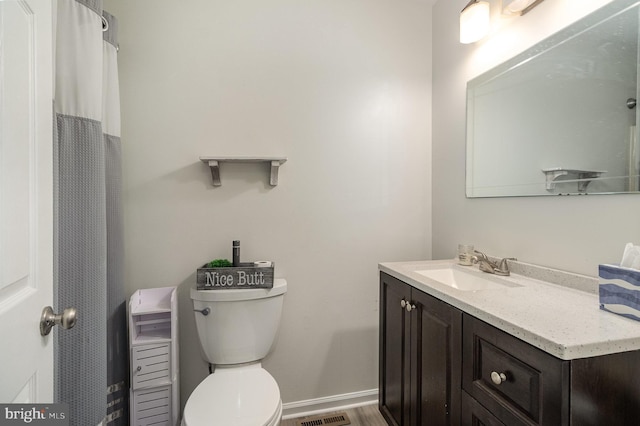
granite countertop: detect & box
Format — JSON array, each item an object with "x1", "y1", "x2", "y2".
[{"x1": 379, "y1": 259, "x2": 640, "y2": 360}]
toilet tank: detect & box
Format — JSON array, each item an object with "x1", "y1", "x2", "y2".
[{"x1": 191, "y1": 279, "x2": 287, "y2": 365}]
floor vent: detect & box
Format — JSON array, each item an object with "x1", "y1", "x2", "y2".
[{"x1": 295, "y1": 412, "x2": 351, "y2": 426}]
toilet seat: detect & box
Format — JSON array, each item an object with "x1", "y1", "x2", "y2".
[{"x1": 182, "y1": 365, "x2": 281, "y2": 426}]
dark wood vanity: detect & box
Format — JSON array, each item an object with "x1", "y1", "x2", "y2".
[{"x1": 379, "y1": 272, "x2": 640, "y2": 426}]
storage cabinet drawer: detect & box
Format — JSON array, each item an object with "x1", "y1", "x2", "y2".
[
  {"x1": 461, "y1": 391, "x2": 505, "y2": 426},
  {"x1": 462, "y1": 315, "x2": 569, "y2": 425},
  {"x1": 132, "y1": 343, "x2": 171, "y2": 389}
]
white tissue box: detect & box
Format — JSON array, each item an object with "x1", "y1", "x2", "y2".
[{"x1": 599, "y1": 264, "x2": 640, "y2": 322}]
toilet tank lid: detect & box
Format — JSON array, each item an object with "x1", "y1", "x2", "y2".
[{"x1": 191, "y1": 278, "x2": 287, "y2": 301}]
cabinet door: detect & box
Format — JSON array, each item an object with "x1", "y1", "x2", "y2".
[
  {"x1": 132, "y1": 386, "x2": 172, "y2": 426},
  {"x1": 570, "y1": 350, "x2": 640, "y2": 425},
  {"x1": 132, "y1": 343, "x2": 171, "y2": 389},
  {"x1": 411, "y1": 289, "x2": 462, "y2": 426},
  {"x1": 379, "y1": 273, "x2": 412, "y2": 426}
]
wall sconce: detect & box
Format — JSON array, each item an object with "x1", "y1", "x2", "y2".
[
  {"x1": 502, "y1": 0, "x2": 545, "y2": 15},
  {"x1": 460, "y1": 0, "x2": 491, "y2": 44}
]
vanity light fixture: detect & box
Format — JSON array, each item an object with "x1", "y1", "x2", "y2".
[
  {"x1": 502, "y1": 0, "x2": 545, "y2": 15},
  {"x1": 460, "y1": 0, "x2": 491, "y2": 44}
]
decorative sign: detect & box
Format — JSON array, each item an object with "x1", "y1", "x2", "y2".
[{"x1": 196, "y1": 263, "x2": 274, "y2": 290}]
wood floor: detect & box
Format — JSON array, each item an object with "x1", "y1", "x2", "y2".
[{"x1": 281, "y1": 404, "x2": 388, "y2": 426}]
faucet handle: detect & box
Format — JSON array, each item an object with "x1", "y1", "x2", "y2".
[
  {"x1": 496, "y1": 257, "x2": 517, "y2": 275},
  {"x1": 498, "y1": 257, "x2": 517, "y2": 267},
  {"x1": 472, "y1": 250, "x2": 489, "y2": 263}
]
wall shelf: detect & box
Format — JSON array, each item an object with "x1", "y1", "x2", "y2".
[
  {"x1": 200, "y1": 156, "x2": 287, "y2": 186},
  {"x1": 542, "y1": 167, "x2": 606, "y2": 192}
]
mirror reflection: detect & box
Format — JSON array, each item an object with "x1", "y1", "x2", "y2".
[{"x1": 466, "y1": 0, "x2": 640, "y2": 197}]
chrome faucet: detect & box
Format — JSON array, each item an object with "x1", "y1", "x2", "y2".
[{"x1": 471, "y1": 250, "x2": 517, "y2": 276}]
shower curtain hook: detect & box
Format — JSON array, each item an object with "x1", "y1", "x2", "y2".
[{"x1": 101, "y1": 16, "x2": 109, "y2": 32}]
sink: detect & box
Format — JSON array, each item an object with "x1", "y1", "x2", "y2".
[{"x1": 415, "y1": 267, "x2": 522, "y2": 291}]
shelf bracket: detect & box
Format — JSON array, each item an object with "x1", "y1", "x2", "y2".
[
  {"x1": 270, "y1": 160, "x2": 281, "y2": 186},
  {"x1": 200, "y1": 157, "x2": 287, "y2": 187},
  {"x1": 207, "y1": 160, "x2": 221, "y2": 186},
  {"x1": 542, "y1": 168, "x2": 606, "y2": 192}
]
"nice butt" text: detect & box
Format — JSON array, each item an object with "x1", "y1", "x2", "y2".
[{"x1": 205, "y1": 271, "x2": 266, "y2": 287}]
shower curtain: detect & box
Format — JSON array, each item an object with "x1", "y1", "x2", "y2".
[{"x1": 53, "y1": 1, "x2": 127, "y2": 425}]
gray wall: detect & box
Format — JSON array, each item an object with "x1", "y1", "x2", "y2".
[
  {"x1": 106, "y1": 0, "x2": 432, "y2": 411},
  {"x1": 432, "y1": 0, "x2": 639, "y2": 274}
]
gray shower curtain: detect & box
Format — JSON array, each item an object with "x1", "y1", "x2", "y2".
[{"x1": 53, "y1": 1, "x2": 127, "y2": 425}]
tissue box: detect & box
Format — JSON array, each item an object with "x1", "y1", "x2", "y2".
[{"x1": 599, "y1": 264, "x2": 640, "y2": 322}]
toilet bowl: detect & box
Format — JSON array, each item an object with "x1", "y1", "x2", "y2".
[
  {"x1": 182, "y1": 364, "x2": 282, "y2": 426},
  {"x1": 183, "y1": 279, "x2": 287, "y2": 426}
]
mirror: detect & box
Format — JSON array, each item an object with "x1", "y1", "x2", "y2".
[{"x1": 466, "y1": 0, "x2": 640, "y2": 197}]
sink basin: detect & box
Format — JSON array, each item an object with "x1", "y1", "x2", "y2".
[{"x1": 415, "y1": 268, "x2": 522, "y2": 291}]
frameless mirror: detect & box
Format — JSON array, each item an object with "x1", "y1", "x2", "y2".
[{"x1": 466, "y1": 0, "x2": 640, "y2": 197}]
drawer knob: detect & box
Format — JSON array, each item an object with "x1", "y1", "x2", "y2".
[
  {"x1": 490, "y1": 371, "x2": 507, "y2": 385},
  {"x1": 401, "y1": 299, "x2": 407, "y2": 309}
]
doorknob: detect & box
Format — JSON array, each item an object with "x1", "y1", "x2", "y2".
[{"x1": 40, "y1": 306, "x2": 77, "y2": 336}]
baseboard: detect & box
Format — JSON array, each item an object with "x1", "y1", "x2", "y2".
[{"x1": 281, "y1": 388, "x2": 378, "y2": 420}]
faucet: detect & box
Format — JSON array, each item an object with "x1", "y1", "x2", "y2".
[{"x1": 471, "y1": 250, "x2": 517, "y2": 276}]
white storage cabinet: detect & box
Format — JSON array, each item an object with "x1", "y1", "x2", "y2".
[{"x1": 129, "y1": 287, "x2": 179, "y2": 426}]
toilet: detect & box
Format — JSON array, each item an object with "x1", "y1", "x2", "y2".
[{"x1": 182, "y1": 279, "x2": 287, "y2": 426}]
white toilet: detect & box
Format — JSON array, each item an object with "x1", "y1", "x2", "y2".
[{"x1": 182, "y1": 279, "x2": 287, "y2": 426}]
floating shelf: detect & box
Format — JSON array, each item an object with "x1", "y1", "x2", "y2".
[
  {"x1": 200, "y1": 156, "x2": 287, "y2": 186},
  {"x1": 542, "y1": 167, "x2": 606, "y2": 192}
]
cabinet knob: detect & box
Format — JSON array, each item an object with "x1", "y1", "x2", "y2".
[
  {"x1": 490, "y1": 371, "x2": 507, "y2": 385},
  {"x1": 400, "y1": 299, "x2": 416, "y2": 312}
]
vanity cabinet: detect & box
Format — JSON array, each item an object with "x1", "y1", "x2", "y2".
[
  {"x1": 379, "y1": 272, "x2": 462, "y2": 426},
  {"x1": 380, "y1": 272, "x2": 640, "y2": 426}
]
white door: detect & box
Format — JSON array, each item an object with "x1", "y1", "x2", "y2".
[{"x1": 0, "y1": 0, "x2": 54, "y2": 403}]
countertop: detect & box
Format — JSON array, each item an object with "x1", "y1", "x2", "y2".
[{"x1": 379, "y1": 259, "x2": 640, "y2": 360}]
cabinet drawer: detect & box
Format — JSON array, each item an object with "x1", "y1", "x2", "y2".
[
  {"x1": 132, "y1": 343, "x2": 171, "y2": 389},
  {"x1": 461, "y1": 391, "x2": 505, "y2": 426},
  {"x1": 462, "y1": 315, "x2": 569, "y2": 425}
]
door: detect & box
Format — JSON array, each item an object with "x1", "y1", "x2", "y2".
[{"x1": 0, "y1": 0, "x2": 54, "y2": 402}]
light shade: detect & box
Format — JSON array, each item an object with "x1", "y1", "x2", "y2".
[
  {"x1": 460, "y1": 0, "x2": 491, "y2": 44},
  {"x1": 502, "y1": 0, "x2": 545, "y2": 15}
]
